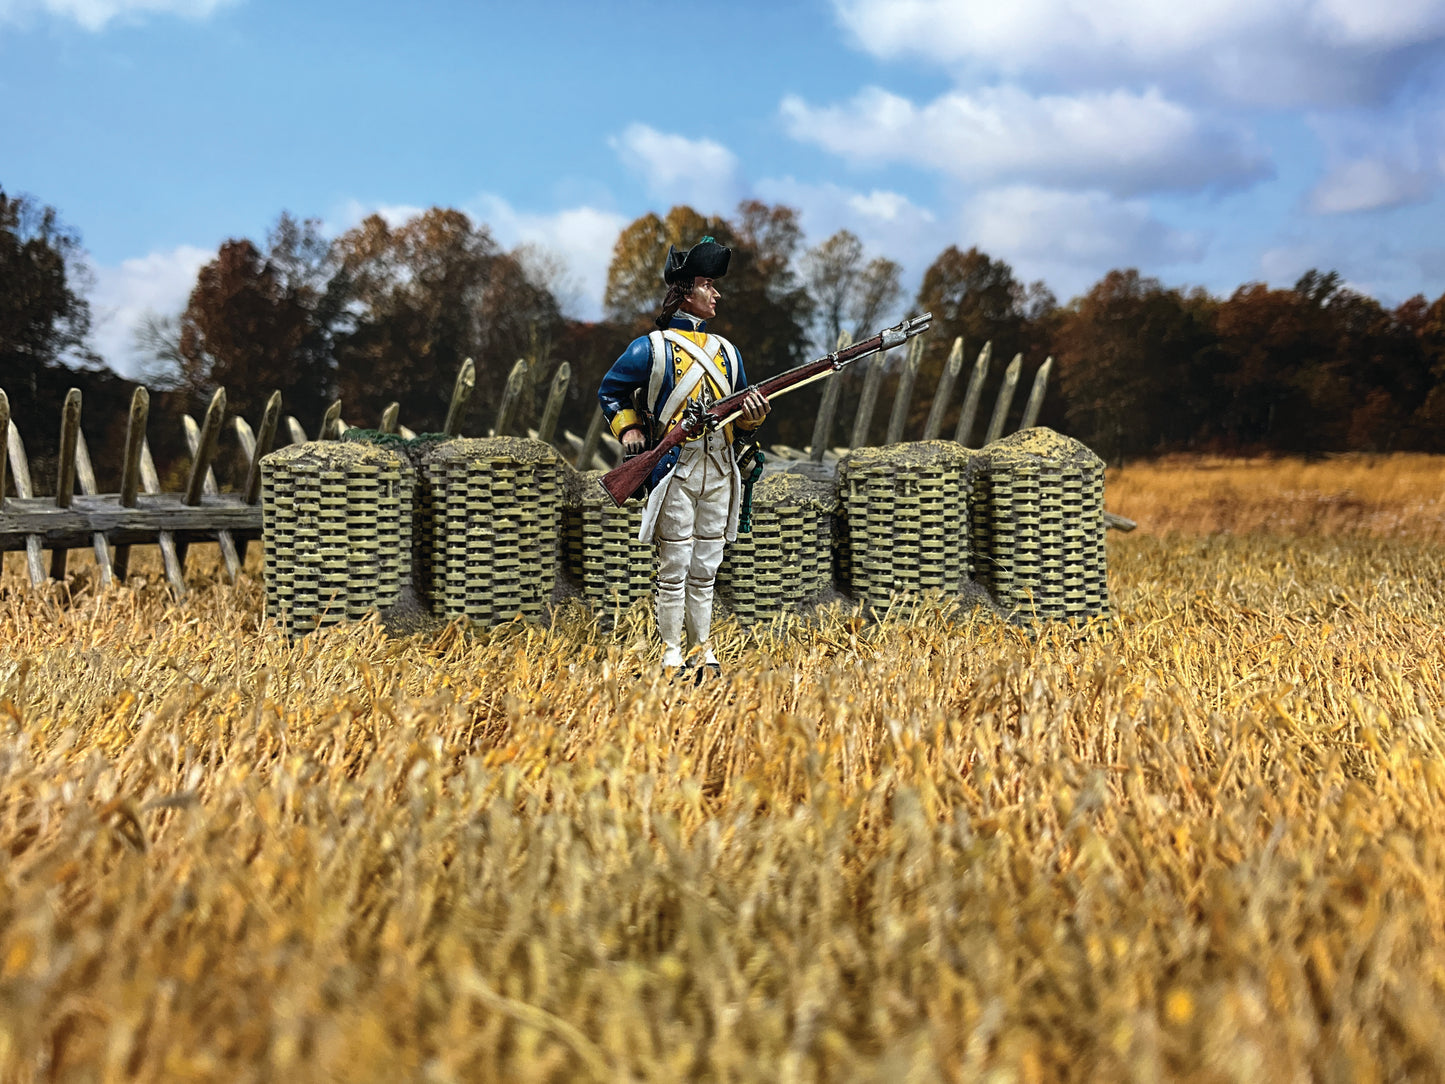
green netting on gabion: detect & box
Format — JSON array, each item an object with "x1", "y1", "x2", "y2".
[
  {"x1": 261, "y1": 441, "x2": 414, "y2": 633},
  {"x1": 561, "y1": 467, "x2": 651, "y2": 612},
  {"x1": 421, "y1": 437, "x2": 561, "y2": 625},
  {"x1": 837, "y1": 441, "x2": 973, "y2": 611},
  {"x1": 343, "y1": 429, "x2": 453, "y2": 607},
  {"x1": 968, "y1": 427, "x2": 1107, "y2": 624},
  {"x1": 718, "y1": 473, "x2": 838, "y2": 625}
]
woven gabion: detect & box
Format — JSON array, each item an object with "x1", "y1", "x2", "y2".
[
  {"x1": 421, "y1": 437, "x2": 561, "y2": 625},
  {"x1": 562, "y1": 468, "x2": 651, "y2": 611},
  {"x1": 718, "y1": 473, "x2": 837, "y2": 624},
  {"x1": 968, "y1": 427, "x2": 1108, "y2": 623},
  {"x1": 837, "y1": 441, "x2": 973, "y2": 611},
  {"x1": 262, "y1": 441, "x2": 413, "y2": 632}
]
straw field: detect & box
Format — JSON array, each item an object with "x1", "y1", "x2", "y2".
[{"x1": 3, "y1": 454, "x2": 1444, "y2": 1082}]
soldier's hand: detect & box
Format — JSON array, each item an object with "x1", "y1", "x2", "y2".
[
  {"x1": 622, "y1": 428, "x2": 646, "y2": 453},
  {"x1": 740, "y1": 388, "x2": 770, "y2": 423}
]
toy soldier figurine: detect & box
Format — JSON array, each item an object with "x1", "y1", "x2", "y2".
[{"x1": 598, "y1": 236, "x2": 771, "y2": 677}]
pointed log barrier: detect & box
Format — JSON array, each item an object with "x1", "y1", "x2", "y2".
[
  {"x1": 810, "y1": 330, "x2": 852, "y2": 462},
  {"x1": 494, "y1": 358, "x2": 528, "y2": 437},
  {"x1": 1019, "y1": 357, "x2": 1053, "y2": 431},
  {"x1": 537, "y1": 361, "x2": 570, "y2": 448},
  {"x1": 885, "y1": 333, "x2": 925, "y2": 445},
  {"x1": 317, "y1": 400, "x2": 343, "y2": 441},
  {"x1": 379, "y1": 401, "x2": 400, "y2": 435},
  {"x1": 954, "y1": 341, "x2": 992, "y2": 446},
  {"x1": 74, "y1": 431, "x2": 114, "y2": 586},
  {"x1": 5, "y1": 417, "x2": 45, "y2": 584},
  {"x1": 176, "y1": 388, "x2": 227, "y2": 569},
  {"x1": 50, "y1": 389, "x2": 82, "y2": 580},
  {"x1": 443, "y1": 357, "x2": 476, "y2": 436},
  {"x1": 286, "y1": 416, "x2": 308, "y2": 445},
  {"x1": 113, "y1": 387, "x2": 148, "y2": 582},
  {"x1": 922, "y1": 337, "x2": 964, "y2": 441},
  {"x1": 183, "y1": 414, "x2": 240, "y2": 582},
  {"x1": 984, "y1": 353, "x2": 1023, "y2": 446}
]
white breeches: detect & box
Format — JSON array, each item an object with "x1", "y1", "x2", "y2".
[{"x1": 651, "y1": 435, "x2": 735, "y2": 664}]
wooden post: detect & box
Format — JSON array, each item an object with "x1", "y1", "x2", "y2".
[
  {"x1": 1018, "y1": 356, "x2": 1053, "y2": 431},
  {"x1": 50, "y1": 389, "x2": 82, "y2": 580},
  {"x1": 809, "y1": 330, "x2": 851, "y2": 462},
  {"x1": 954, "y1": 341, "x2": 992, "y2": 446},
  {"x1": 443, "y1": 357, "x2": 476, "y2": 437},
  {"x1": 5, "y1": 420, "x2": 45, "y2": 584},
  {"x1": 398, "y1": 424, "x2": 416, "y2": 440},
  {"x1": 74, "y1": 433, "x2": 114, "y2": 587},
  {"x1": 317, "y1": 400, "x2": 342, "y2": 441},
  {"x1": 537, "y1": 361, "x2": 570, "y2": 447},
  {"x1": 242, "y1": 391, "x2": 281, "y2": 506},
  {"x1": 578, "y1": 405, "x2": 605, "y2": 470},
  {"x1": 177, "y1": 388, "x2": 226, "y2": 568},
  {"x1": 141, "y1": 439, "x2": 186, "y2": 596},
  {"x1": 184, "y1": 414, "x2": 240, "y2": 582},
  {"x1": 850, "y1": 350, "x2": 887, "y2": 449},
  {"x1": 379, "y1": 402, "x2": 400, "y2": 434},
  {"x1": 493, "y1": 358, "x2": 528, "y2": 437},
  {"x1": 285, "y1": 416, "x2": 308, "y2": 445},
  {"x1": 113, "y1": 386, "x2": 148, "y2": 582},
  {"x1": 885, "y1": 333, "x2": 925, "y2": 446},
  {"x1": 984, "y1": 353, "x2": 1023, "y2": 446},
  {"x1": 922, "y1": 337, "x2": 964, "y2": 440}
]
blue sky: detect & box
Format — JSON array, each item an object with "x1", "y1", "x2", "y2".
[{"x1": 3, "y1": 0, "x2": 1444, "y2": 377}]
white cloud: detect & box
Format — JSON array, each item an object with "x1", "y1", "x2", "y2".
[
  {"x1": 466, "y1": 195, "x2": 627, "y2": 321},
  {"x1": 781, "y1": 85, "x2": 1268, "y2": 195},
  {"x1": 829, "y1": 0, "x2": 1445, "y2": 107},
  {"x1": 962, "y1": 186, "x2": 1205, "y2": 297},
  {"x1": 1307, "y1": 106, "x2": 1445, "y2": 214},
  {"x1": 608, "y1": 123, "x2": 745, "y2": 212},
  {"x1": 1309, "y1": 159, "x2": 1435, "y2": 214},
  {"x1": 752, "y1": 176, "x2": 939, "y2": 271},
  {"x1": 87, "y1": 244, "x2": 210, "y2": 378},
  {"x1": 0, "y1": 0, "x2": 235, "y2": 31}
]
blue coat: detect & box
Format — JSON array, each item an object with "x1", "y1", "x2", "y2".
[{"x1": 598, "y1": 316, "x2": 754, "y2": 490}]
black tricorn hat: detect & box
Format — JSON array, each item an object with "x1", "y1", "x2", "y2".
[{"x1": 662, "y1": 236, "x2": 731, "y2": 285}]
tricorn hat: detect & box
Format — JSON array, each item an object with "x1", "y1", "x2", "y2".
[{"x1": 662, "y1": 236, "x2": 731, "y2": 285}]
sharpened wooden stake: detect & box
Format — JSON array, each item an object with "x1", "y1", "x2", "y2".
[
  {"x1": 184, "y1": 414, "x2": 239, "y2": 582},
  {"x1": 50, "y1": 389, "x2": 82, "y2": 580},
  {"x1": 398, "y1": 424, "x2": 416, "y2": 439},
  {"x1": 317, "y1": 400, "x2": 342, "y2": 441},
  {"x1": 954, "y1": 341, "x2": 992, "y2": 446},
  {"x1": 578, "y1": 406, "x2": 605, "y2": 470},
  {"x1": 177, "y1": 387, "x2": 226, "y2": 568},
  {"x1": 810, "y1": 330, "x2": 851, "y2": 462},
  {"x1": 74, "y1": 433, "x2": 113, "y2": 586},
  {"x1": 537, "y1": 361, "x2": 570, "y2": 448},
  {"x1": 113, "y1": 386, "x2": 148, "y2": 581},
  {"x1": 379, "y1": 401, "x2": 400, "y2": 434},
  {"x1": 443, "y1": 357, "x2": 476, "y2": 437},
  {"x1": 922, "y1": 337, "x2": 964, "y2": 441},
  {"x1": 885, "y1": 333, "x2": 925, "y2": 445},
  {"x1": 285, "y1": 416, "x2": 308, "y2": 445},
  {"x1": 984, "y1": 353, "x2": 1023, "y2": 446},
  {"x1": 243, "y1": 391, "x2": 281, "y2": 507},
  {"x1": 141, "y1": 439, "x2": 186, "y2": 596},
  {"x1": 494, "y1": 358, "x2": 528, "y2": 438},
  {"x1": 5, "y1": 420, "x2": 45, "y2": 584},
  {"x1": 850, "y1": 352, "x2": 887, "y2": 449},
  {"x1": 1019, "y1": 356, "x2": 1053, "y2": 431}
]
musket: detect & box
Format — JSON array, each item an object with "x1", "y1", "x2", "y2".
[{"x1": 599, "y1": 312, "x2": 932, "y2": 506}]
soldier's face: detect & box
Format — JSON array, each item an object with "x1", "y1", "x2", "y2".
[{"x1": 681, "y1": 277, "x2": 720, "y2": 320}]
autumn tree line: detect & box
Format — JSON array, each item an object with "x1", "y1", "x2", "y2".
[{"x1": 5, "y1": 186, "x2": 1445, "y2": 492}]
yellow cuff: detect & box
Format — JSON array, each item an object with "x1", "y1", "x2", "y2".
[{"x1": 610, "y1": 409, "x2": 641, "y2": 438}]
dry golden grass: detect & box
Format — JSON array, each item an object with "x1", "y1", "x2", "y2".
[{"x1": 3, "y1": 456, "x2": 1444, "y2": 1082}]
